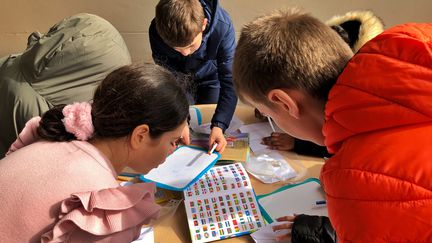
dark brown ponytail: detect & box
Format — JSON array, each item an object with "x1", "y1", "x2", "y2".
[{"x1": 37, "y1": 105, "x2": 76, "y2": 141}]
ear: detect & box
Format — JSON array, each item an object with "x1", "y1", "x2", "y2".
[
  {"x1": 129, "y1": 124, "x2": 151, "y2": 150},
  {"x1": 267, "y1": 89, "x2": 300, "y2": 119},
  {"x1": 202, "y1": 18, "x2": 208, "y2": 31}
]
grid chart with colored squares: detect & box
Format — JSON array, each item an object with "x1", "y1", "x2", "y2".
[{"x1": 184, "y1": 163, "x2": 265, "y2": 243}]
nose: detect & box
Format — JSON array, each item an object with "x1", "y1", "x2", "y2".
[{"x1": 168, "y1": 144, "x2": 177, "y2": 155}]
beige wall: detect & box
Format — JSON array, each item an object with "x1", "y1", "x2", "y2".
[{"x1": 1, "y1": 0, "x2": 431, "y2": 62}]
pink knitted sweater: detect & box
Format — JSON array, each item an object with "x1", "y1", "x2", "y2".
[{"x1": 0, "y1": 117, "x2": 160, "y2": 242}]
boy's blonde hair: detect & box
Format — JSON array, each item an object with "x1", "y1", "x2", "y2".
[
  {"x1": 155, "y1": 0, "x2": 205, "y2": 47},
  {"x1": 233, "y1": 8, "x2": 353, "y2": 104}
]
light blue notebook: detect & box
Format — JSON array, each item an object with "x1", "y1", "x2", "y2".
[
  {"x1": 257, "y1": 178, "x2": 328, "y2": 223},
  {"x1": 140, "y1": 146, "x2": 220, "y2": 191}
]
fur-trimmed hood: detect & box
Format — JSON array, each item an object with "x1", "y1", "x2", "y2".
[{"x1": 327, "y1": 10, "x2": 384, "y2": 53}]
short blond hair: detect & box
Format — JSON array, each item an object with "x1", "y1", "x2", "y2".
[
  {"x1": 155, "y1": 0, "x2": 205, "y2": 47},
  {"x1": 233, "y1": 8, "x2": 353, "y2": 103}
]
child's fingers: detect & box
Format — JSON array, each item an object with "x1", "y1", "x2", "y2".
[
  {"x1": 262, "y1": 137, "x2": 282, "y2": 146},
  {"x1": 272, "y1": 222, "x2": 293, "y2": 231},
  {"x1": 209, "y1": 132, "x2": 227, "y2": 154},
  {"x1": 268, "y1": 136, "x2": 280, "y2": 142},
  {"x1": 208, "y1": 139, "x2": 215, "y2": 148},
  {"x1": 276, "y1": 215, "x2": 296, "y2": 222},
  {"x1": 261, "y1": 138, "x2": 274, "y2": 146},
  {"x1": 269, "y1": 139, "x2": 283, "y2": 146},
  {"x1": 208, "y1": 138, "x2": 216, "y2": 153},
  {"x1": 216, "y1": 139, "x2": 227, "y2": 153}
]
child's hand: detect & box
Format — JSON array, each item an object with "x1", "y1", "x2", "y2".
[
  {"x1": 272, "y1": 215, "x2": 296, "y2": 241},
  {"x1": 262, "y1": 132, "x2": 295, "y2": 151},
  {"x1": 209, "y1": 127, "x2": 227, "y2": 153},
  {"x1": 180, "y1": 126, "x2": 191, "y2": 145}
]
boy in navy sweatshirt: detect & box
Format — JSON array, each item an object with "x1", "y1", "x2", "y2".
[{"x1": 149, "y1": 0, "x2": 237, "y2": 153}]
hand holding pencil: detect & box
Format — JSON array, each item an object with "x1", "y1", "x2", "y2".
[
  {"x1": 208, "y1": 126, "x2": 227, "y2": 154},
  {"x1": 208, "y1": 143, "x2": 218, "y2": 155}
]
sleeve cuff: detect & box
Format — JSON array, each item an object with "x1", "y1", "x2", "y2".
[{"x1": 210, "y1": 121, "x2": 228, "y2": 133}]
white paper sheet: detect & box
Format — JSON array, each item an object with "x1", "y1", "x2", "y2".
[
  {"x1": 239, "y1": 122, "x2": 282, "y2": 153},
  {"x1": 250, "y1": 222, "x2": 291, "y2": 243},
  {"x1": 258, "y1": 180, "x2": 328, "y2": 219}
]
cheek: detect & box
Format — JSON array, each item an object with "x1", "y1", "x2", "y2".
[
  {"x1": 154, "y1": 142, "x2": 176, "y2": 163},
  {"x1": 271, "y1": 116, "x2": 287, "y2": 131},
  {"x1": 271, "y1": 115, "x2": 298, "y2": 136},
  {"x1": 192, "y1": 43, "x2": 201, "y2": 52},
  {"x1": 272, "y1": 116, "x2": 317, "y2": 141},
  {"x1": 130, "y1": 144, "x2": 171, "y2": 174}
]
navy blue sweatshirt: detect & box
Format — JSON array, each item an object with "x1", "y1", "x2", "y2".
[{"x1": 149, "y1": 0, "x2": 237, "y2": 132}]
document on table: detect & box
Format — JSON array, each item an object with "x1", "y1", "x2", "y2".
[
  {"x1": 239, "y1": 122, "x2": 282, "y2": 154},
  {"x1": 250, "y1": 222, "x2": 291, "y2": 243}
]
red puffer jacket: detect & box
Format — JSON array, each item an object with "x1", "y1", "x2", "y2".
[{"x1": 322, "y1": 23, "x2": 432, "y2": 242}]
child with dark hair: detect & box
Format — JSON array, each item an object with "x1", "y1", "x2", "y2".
[
  {"x1": 233, "y1": 8, "x2": 432, "y2": 243},
  {"x1": 0, "y1": 64, "x2": 189, "y2": 242},
  {"x1": 149, "y1": 0, "x2": 238, "y2": 154}
]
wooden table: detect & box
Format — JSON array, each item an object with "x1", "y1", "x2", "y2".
[{"x1": 152, "y1": 104, "x2": 325, "y2": 242}]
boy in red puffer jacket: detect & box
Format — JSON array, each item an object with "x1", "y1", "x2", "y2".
[{"x1": 233, "y1": 8, "x2": 432, "y2": 243}]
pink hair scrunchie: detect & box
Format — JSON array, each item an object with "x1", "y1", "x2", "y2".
[{"x1": 62, "y1": 102, "x2": 94, "y2": 141}]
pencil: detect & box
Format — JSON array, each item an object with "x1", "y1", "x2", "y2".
[
  {"x1": 315, "y1": 200, "x2": 327, "y2": 205},
  {"x1": 267, "y1": 116, "x2": 276, "y2": 133},
  {"x1": 209, "y1": 143, "x2": 218, "y2": 155}
]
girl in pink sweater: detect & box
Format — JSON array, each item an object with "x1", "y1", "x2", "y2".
[{"x1": 0, "y1": 64, "x2": 189, "y2": 242}]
